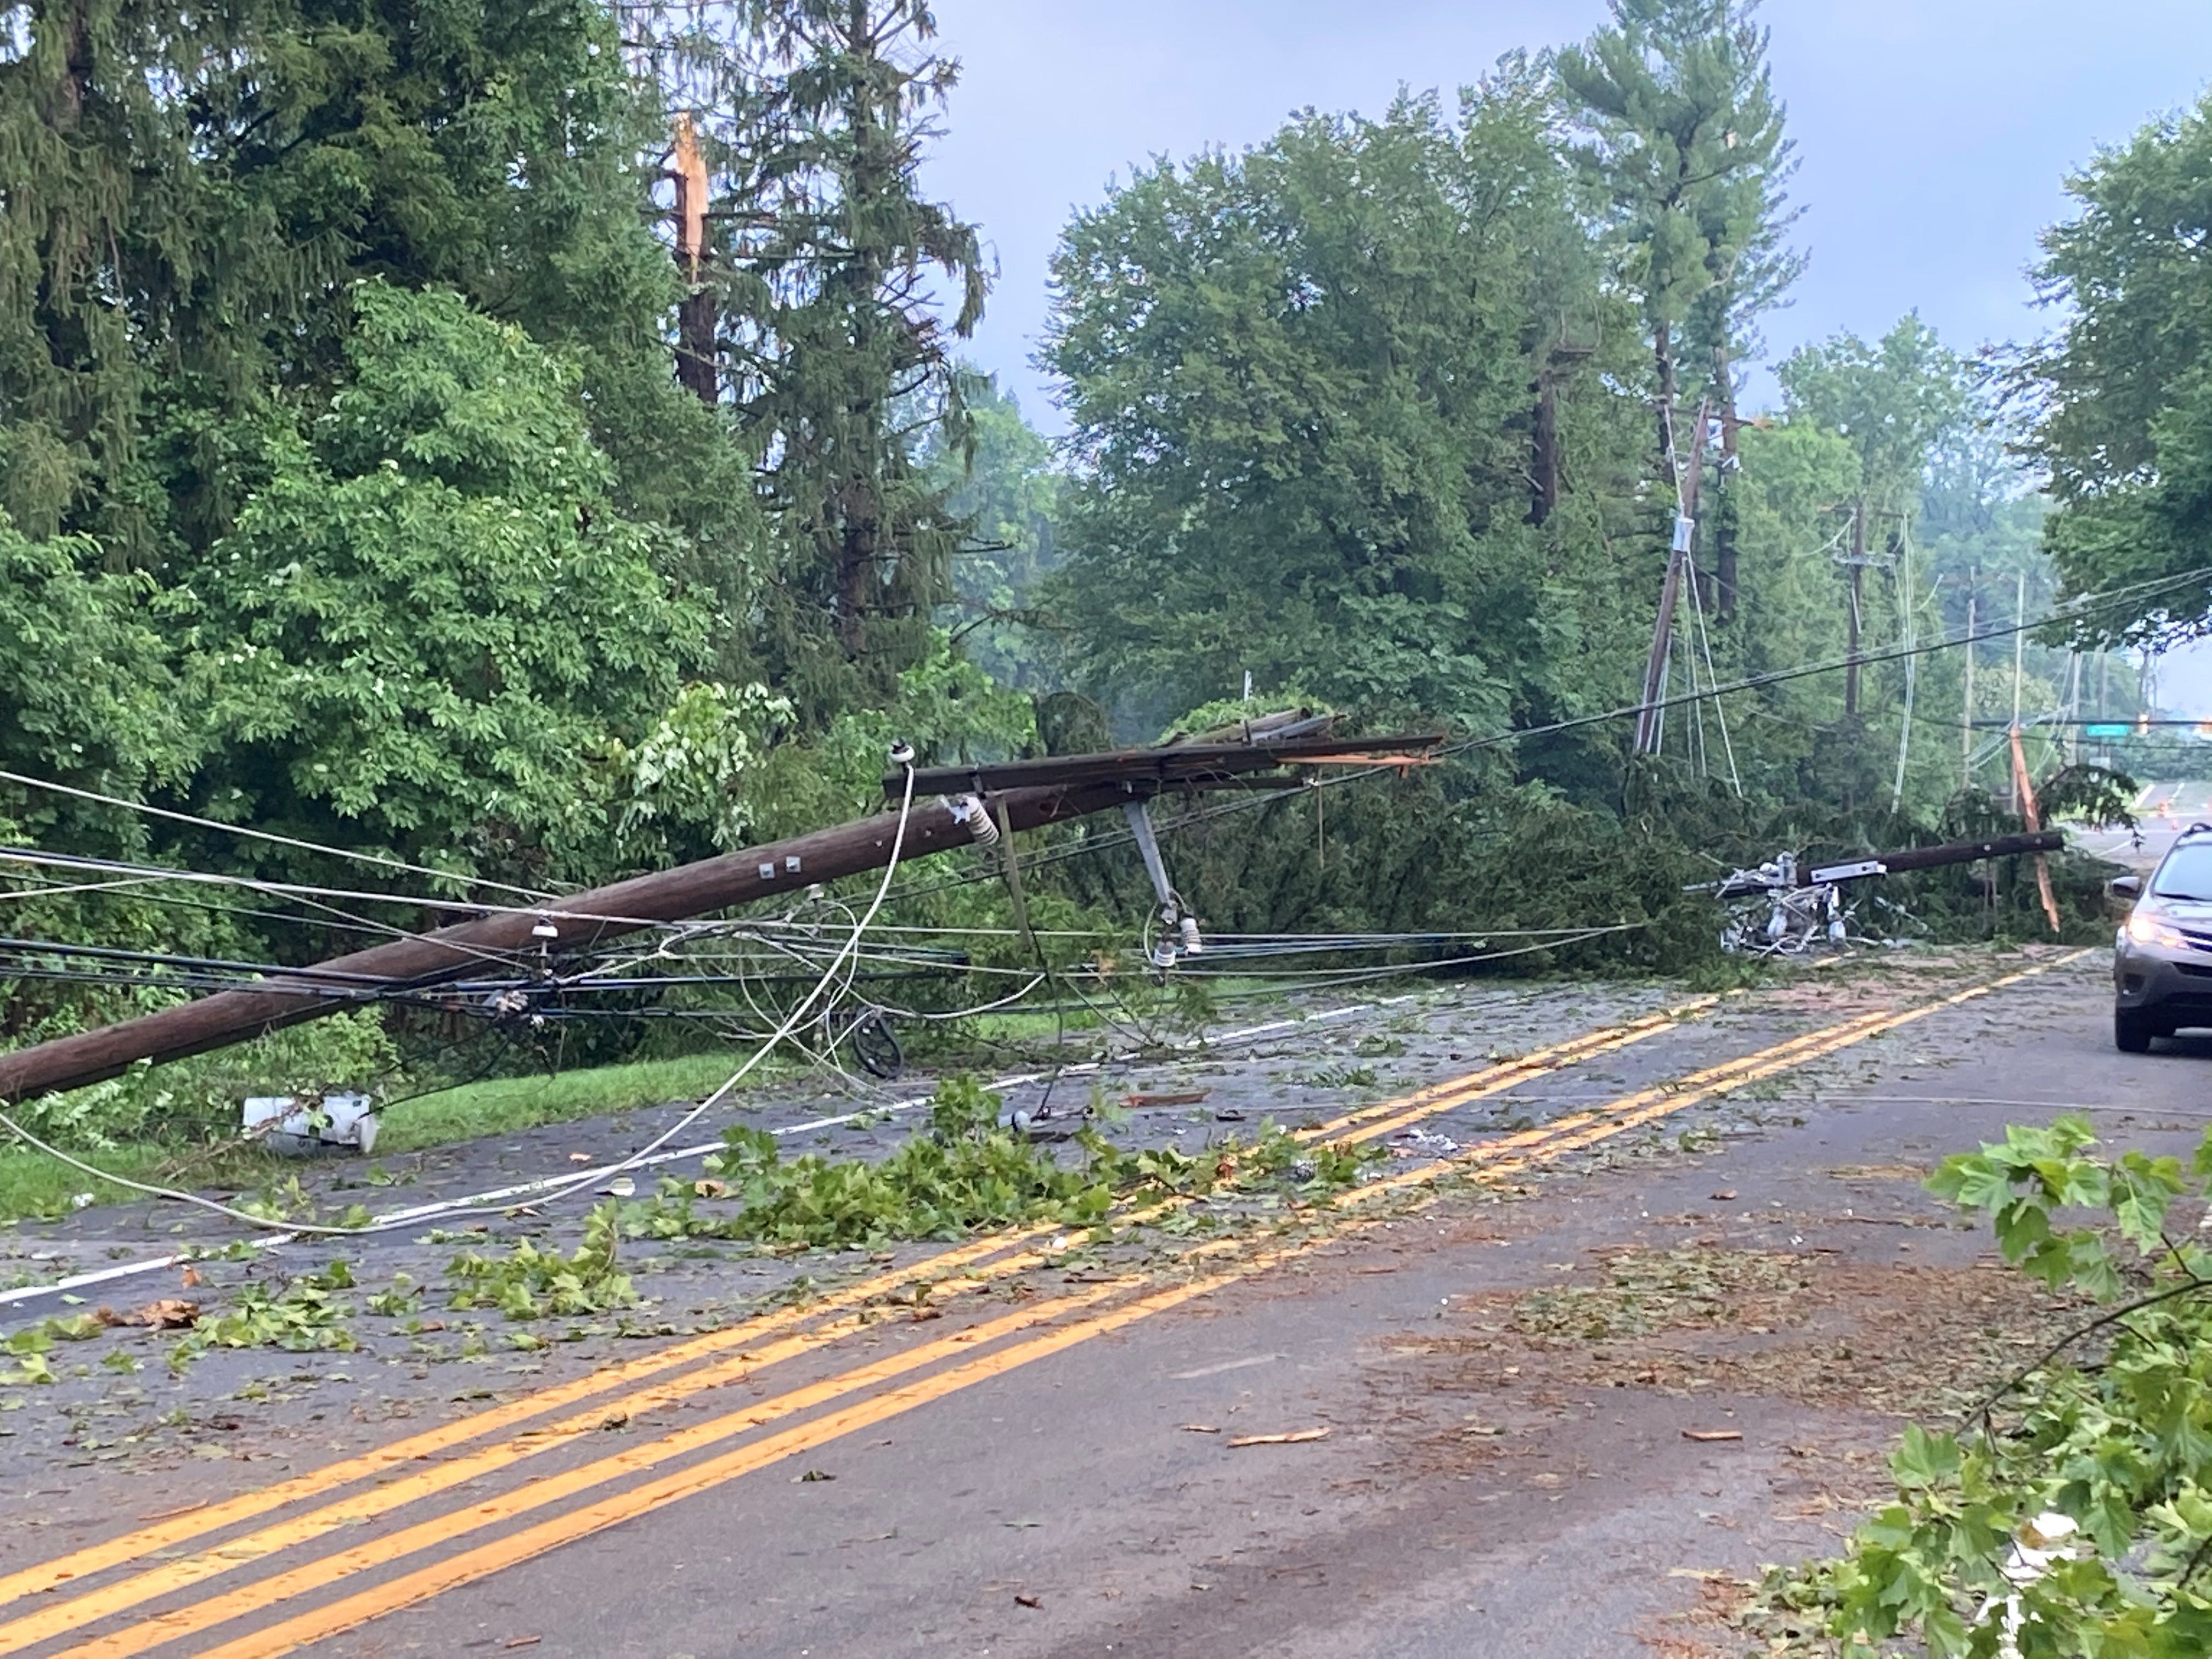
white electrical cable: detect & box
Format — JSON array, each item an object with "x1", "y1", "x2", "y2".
[
  {"x1": 0, "y1": 764, "x2": 926, "y2": 1242},
  {"x1": 1685, "y1": 551, "x2": 1745, "y2": 797},
  {"x1": 0, "y1": 988, "x2": 1434, "y2": 1308}
]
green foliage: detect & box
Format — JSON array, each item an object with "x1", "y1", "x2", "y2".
[
  {"x1": 1765, "y1": 1118, "x2": 2212, "y2": 1656},
  {"x1": 1778, "y1": 317, "x2": 1967, "y2": 511},
  {"x1": 632, "y1": 1076, "x2": 1377, "y2": 1254},
  {"x1": 926, "y1": 370, "x2": 1064, "y2": 690},
  {"x1": 174, "y1": 285, "x2": 709, "y2": 882},
  {"x1": 0, "y1": 0, "x2": 680, "y2": 555},
  {"x1": 1556, "y1": 0, "x2": 1799, "y2": 404},
  {"x1": 693, "y1": 1076, "x2": 1116, "y2": 1249},
  {"x1": 613, "y1": 681, "x2": 794, "y2": 857},
  {"x1": 0, "y1": 1314, "x2": 104, "y2": 1385},
  {"x1": 17, "y1": 1009, "x2": 400, "y2": 1150},
  {"x1": 1046, "y1": 74, "x2": 1632, "y2": 736},
  {"x1": 447, "y1": 1203, "x2": 635, "y2": 1319},
  {"x1": 170, "y1": 1262, "x2": 361, "y2": 1373},
  {"x1": 2022, "y1": 89, "x2": 2212, "y2": 644},
  {"x1": 732, "y1": 1, "x2": 989, "y2": 721}
]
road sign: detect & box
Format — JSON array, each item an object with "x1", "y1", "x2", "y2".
[{"x1": 2084, "y1": 724, "x2": 2130, "y2": 738}]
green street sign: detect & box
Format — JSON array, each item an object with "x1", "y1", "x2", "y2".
[{"x1": 2084, "y1": 724, "x2": 2131, "y2": 738}]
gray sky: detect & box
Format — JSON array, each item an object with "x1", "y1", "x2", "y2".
[
  {"x1": 922, "y1": 0, "x2": 2212, "y2": 710},
  {"x1": 927, "y1": 0, "x2": 2212, "y2": 415}
]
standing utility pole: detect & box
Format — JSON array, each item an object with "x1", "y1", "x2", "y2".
[
  {"x1": 2009, "y1": 571, "x2": 2028, "y2": 814},
  {"x1": 1634, "y1": 398, "x2": 1711, "y2": 755},
  {"x1": 1961, "y1": 592, "x2": 1976, "y2": 791},
  {"x1": 1843, "y1": 499, "x2": 1866, "y2": 719}
]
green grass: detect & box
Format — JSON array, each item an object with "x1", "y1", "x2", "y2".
[
  {"x1": 375, "y1": 1048, "x2": 780, "y2": 1154},
  {"x1": 0, "y1": 1049, "x2": 780, "y2": 1228},
  {"x1": 0, "y1": 1142, "x2": 278, "y2": 1228}
]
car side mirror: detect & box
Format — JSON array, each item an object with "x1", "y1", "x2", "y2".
[{"x1": 2111, "y1": 875, "x2": 2143, "y2": 899}]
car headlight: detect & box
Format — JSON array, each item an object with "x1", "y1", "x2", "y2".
[{"x1": 2128, "y1": 910, "x2": 2190, "y2": 951}]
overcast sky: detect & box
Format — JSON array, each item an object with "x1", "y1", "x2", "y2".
[
  {"x1": 926, "y1": 0, "x2": 2212, "y2": 413},
  {"x1": 920, "y1": 0, "x2": 2212, "y2": 707}
]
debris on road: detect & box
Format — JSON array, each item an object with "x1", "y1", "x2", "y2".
[
  {"x1": 1683, "y1": 1429, "x2": 1744, "y2": 1442},
  {"x1": 1227, "y1": 1428, "x2": 1330, "y2": 1447},
  {"x1": 95, "y1": 1299, "x2": 198, "y2": 1330}
]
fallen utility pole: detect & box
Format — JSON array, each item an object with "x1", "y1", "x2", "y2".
[
  {"x1": 0, "y1": 729, "x2": 1438, "y2": 1105},
  {"x1": 1695, "y1": 830, "x2": 2068, "y2": 956}
]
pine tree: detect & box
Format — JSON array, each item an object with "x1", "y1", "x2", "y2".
[
  {"x1": 0, "y1": 0, "x2": 702, "y2": 562},
  {"x1": 733, "y1": 0, "x2": 988, "y2": 721},
  {"x1": 1557, "y1": 0, "x2": 1798, "y2": 617}
]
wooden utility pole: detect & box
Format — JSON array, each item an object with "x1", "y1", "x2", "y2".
[
  {"x1": 1843, "y1": 500, "x2": 1866, "y2": 719},
  {"x1": 2010, "y1": 571, "x2": 2028, "y2": 813},
  {"x1": 1961, "y1": 592, "x2": 1976, "y2": 790},
  {"x1": 0, "y1": 731, "x2": 1438, "y2": 1105},
  {"x1": 1634, "y1": 398, "x2": 1711, "y2": 755},
  {"x1": 1712, "y1": 341, "x2": 1741, "y2": 620},
  {"x1": 0, "y1": 791, "x2": 1087, "y2": 1105}
]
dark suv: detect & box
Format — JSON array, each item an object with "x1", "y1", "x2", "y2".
[{"x1": 2113, "y1": 824, "x2": 2212, "y2": 1051}]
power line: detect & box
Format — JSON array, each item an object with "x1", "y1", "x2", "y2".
[{"x1": 0, "y1": 770, "x2": 568, "y2": 904}]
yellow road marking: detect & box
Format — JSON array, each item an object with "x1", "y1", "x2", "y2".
[
  {"x1": 48, "y1": 955, "x2": 2084, "y2": 1659},
  {"x1": 180, "y1": 1254, "x2": 1295, "y2": 1659},
  {"x1": 40, "y1": 1282, "x2": 1138, "y2": 1659},
  {"x1": 1322, "y1": 997, "x2": 1720, "y2": 1147},
  {"x1": 0, "y1": 1222, "x2": 1047, "y2": 1612},
  {"x1": 0, "y1": 998, "x2": 1719, "y2": 1611}
]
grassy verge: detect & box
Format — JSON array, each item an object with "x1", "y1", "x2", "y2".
[
  {"x1": 374, "y1": 1049, "x2": 781, "y2": 1155},
  {"x1": 0, "y1": 1050, "x2": 785, "y2": 1228},
  {"x1": 0, "y1": 1142, "x2": 282, "y2": 1228}
]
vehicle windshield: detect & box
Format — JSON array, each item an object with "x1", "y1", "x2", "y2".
[{"x1": 2152, "y1": 844, "x2": 2212, "y2": 901}]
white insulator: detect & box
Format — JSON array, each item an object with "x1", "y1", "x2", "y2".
[
  {"x1": 948, "y1": 794, "x2": 999, "y2": 846},
  {"x1": 1179, "y1": 916, "x2": 1203, "y2": 955}
]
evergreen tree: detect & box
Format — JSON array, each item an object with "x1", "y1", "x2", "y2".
[
  {"x1": 733, "y1": 0, "x2": 989, "y2": 723},
  {"x1": 1557, "y1": 0, "x2": 1798, "y2": 614},
  {"x1": 0, "y1": 0, "x2": 714, "y2": 564}
]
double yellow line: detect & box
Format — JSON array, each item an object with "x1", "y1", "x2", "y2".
[{"x1": 10, "y1": 961, "x2": 2078, "y2": 1658}]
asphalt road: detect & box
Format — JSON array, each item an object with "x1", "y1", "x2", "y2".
[{"x1": 0, "y1": 944, "x2": 2196, "y2": 1658}]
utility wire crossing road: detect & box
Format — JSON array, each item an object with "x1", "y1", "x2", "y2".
[{"x1": 0, "y1": 952, "x2": 2084, "y2": 1659}]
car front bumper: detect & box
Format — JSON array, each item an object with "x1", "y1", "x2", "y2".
[{"x1": 2114, "y1": 934, "x2": 2212, "y2": 1029}]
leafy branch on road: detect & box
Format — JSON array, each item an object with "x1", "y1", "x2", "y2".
[
  {"x1": 1758, "y1": 1115, "x2": 2212, "y2": 1656},
  {"x1": 619, "y1": 1075, "x2": 1377, "y2": 1252}
]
